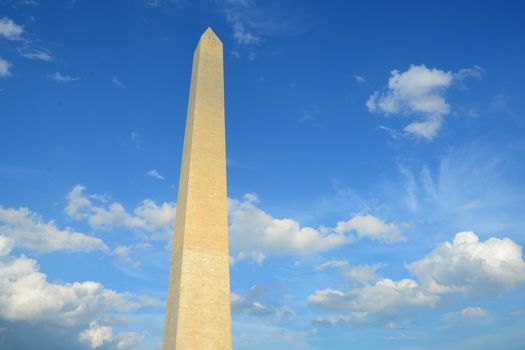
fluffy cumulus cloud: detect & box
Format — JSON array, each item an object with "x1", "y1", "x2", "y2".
[
  {"x1": 79, "y1": 321, "x2": 113, "y2": 349},
  {"x1": 308, "y1": 278, "x2": 439, "y2": 325},
  {"x1": 229, "y1": 194, "x2": 404, "y2": 261},
  {"x1": 0, "y1": 206, "x2": 108, "y2": 253},
  {"x1": 0, "y1": 246, "x2": 148, "y2": 349},
  {"x1": 79, "y1": 322, "x2": 145, "y2": 350},
  {"x1": 65, "y1": 185, "x2": 175, "y2": 239},
  {"x1": 0, "y1": 235, "x2": 14, "y2": 256},
  {"x1": 438, "y1": 306, "x2": 498, "y2": 330},
  {"x1": 335, "y1": 214, "x2": 406, "y2": 243},
  {"x1": 310, "y1": 231, "x2": 525, "y2": 327},
  {"x1": 409, "y1": 231, "x2": 525, "y2": 296},
  {"x1": 0, "y1": 17, "x2": 24, "y2": 40},
  {"x1": 367, "y1": 64, "x2": 481, "y2": 139},
  {"x1": 0, "y1": 253, "x2": 135, "y2": 326},
  {"x1": 0, "y1": 57, "x2": 12, "y2": 77},
  {"x1": 443, "y1": 306, "x2": 490, "y2": 323}
]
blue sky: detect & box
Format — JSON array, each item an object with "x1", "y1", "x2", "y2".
[{"x1": 1, "y1": 0, "x2": 525, "y2": 349}]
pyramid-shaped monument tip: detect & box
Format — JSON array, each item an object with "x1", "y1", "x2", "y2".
[{"x1": 201, "y1": 26, "x2": 221, "y2": 43}]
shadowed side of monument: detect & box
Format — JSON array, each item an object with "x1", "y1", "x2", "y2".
[{"x1": 163, "y1": 28, "x2": 232, "y2": 350}]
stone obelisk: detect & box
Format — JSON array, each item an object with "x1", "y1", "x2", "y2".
[{"x1": 163, "y1": 28, "x2": 231, "y2": 349}]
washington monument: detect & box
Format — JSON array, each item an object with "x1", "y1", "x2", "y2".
[{"x1": 163, "y1": 28, "x2": 232, "y2": 349}]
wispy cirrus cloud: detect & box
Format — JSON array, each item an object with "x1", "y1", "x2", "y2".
[
  {"x1": 2, "y1": 0, "x2": 37, "y2": 7},
  {"x1": 112, "y1": 77, "x2": 125, "y2": 88},
  {"x1": 389, "y1": 142, "x2": 525, "y2": 236},
  {"x1": 219, "y1": 0, "x2": 311, "y2": 59},
  {"x1": 48, "y1": 72, "x2": 80, "y2": 83},
  {"x1": 222, "y1": 0, "x2": 260, "y2": 46},
  {"x1": 17, "y1": 45, "x2": 53, "y2": 61},
  {"x1": 146, "y1": 169, "x2": 165, "y2": 180},
  {"x1": 1, "y1": 16, "x2": 56, "y2": 66}
]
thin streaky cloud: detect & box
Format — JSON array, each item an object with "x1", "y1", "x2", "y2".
[
  {"x1": 17, "y1": 46, "x2": 53, "y2": 61},
  {"x1": 48, "y1": 72, "x2": 80, "y2": 83},
  {"x1": 146, "y1": 169, "x2": 166, "y2": 180},
  {"x1": 112, "y1": 77, "x2": 125, "y2": 88}
]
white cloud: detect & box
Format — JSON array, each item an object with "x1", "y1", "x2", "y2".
[
  {"x1": 403, "y1": 117, "x2": 442, "y2": 140},
  {"x1": 367, "y1": 65, "x2": 452, "y2": 115},
  {"x1": 229, "y1": 194, "x2": 404, "y2": 259},
  {"x1": 230, "y1": 20, "x2": 260, "y2": 45},
  {"x1": 65, "y1": 185, "x2": 175, "y2": 238},
  {"x1": 0, "y1": 17, "x2": 23, "y2": 40},
  {"x1": 309, "y1": 231, "x2": 525, "y2": 328},
  {"x1": 367, "y1": 64, "x2": 481, "y2": 139},
  {"x1": 0, "y1": 245, "x2": 152, "y2": 348},
  {"x1": 129, "y1": 131, "x2": 141, "y2": 149},
  {"x1": 4, "y1": 0, "x2": 37, "y2": 7},
  {"x1": 137, "y1": 294, "x2": 164, "y2": 308},
  {"x1": 223, "y1": 1, "x2": 261, "y2": 46},
  {"x1": 146, "y1": 169, "x2": 165, "y2": 180},
  {"x1": 455, "y1": 306, "x2": 489, "y2": 320},
  {"x1": 316, "y1": 260, "x2": 382, "y2": 283},
  {"x1": 17, "y1": 46, "x2": 53, "y2": 61},
  {"x1": 335, "y1": 214, "x2": 406, "y2": 243},
  {"x1": 439, "y1": 306, "x2": 497, "y2": 330},
  {"x1": 113, "y1": 332, "x2": 145, "y2": 349},
  {"x1": 0, "y1": 205, "x2": 108, "y2": 253},
  {"x1": 230, "y1": 250, "x2": 266, "y2": 266},
  {"x1": 114, "y1": 245, "x2": 140, "y2": 268},
  {"x1": 0, "y1": 235, "x2": 14, "y2": 256},
  {"x1": 79, "y1": 321, "x2": 113, "y2": 349},
  {"x1": 308, "y1": 278, "x2": 438, "y2": 323},
  {"x1": 65, "y1": 186, "x2": 402, "y2": 258},
  {"x1": 232, "y1": 285, "x2": 294, "y2": 322},
  {"x1": 229, "y1": 196, "x2": 346, "y2": 256},
  {"x1": 354, "y1": 75, "x2": 366, "y2": 83},
  {"x1": 455, "y1": 65, "x2": 484, "y2": 82},
  {"x1": 312, "y1": 313, "x2": 368, "y2": 327},
  {"x1": 79, "y1": 321, "x2": 145, "y2": 349},
  {"x1": 0, "y1": 254, "x2": 135, "y2": 326},
  {"x1": 278, "y1": 328, "x2": 317, "y2": 342},
  {"x1": 408, "y1": 231, "x2": 525, "y2": 296},
  {"x1": 48, "y1": 72, "x2": 80, "y2": 83},
  {"x1": 234, "y1": 320, "x2": 317, "y2": 350},
  {"x1": 0, "y1": 57, "x2": 12, "y2": 77},
  {"x1": 232, "y1": 291, "x2": 274, "y2": 317},
  {"x1": 112, "y1": 77, "x2": 125, "y2": 88}
]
